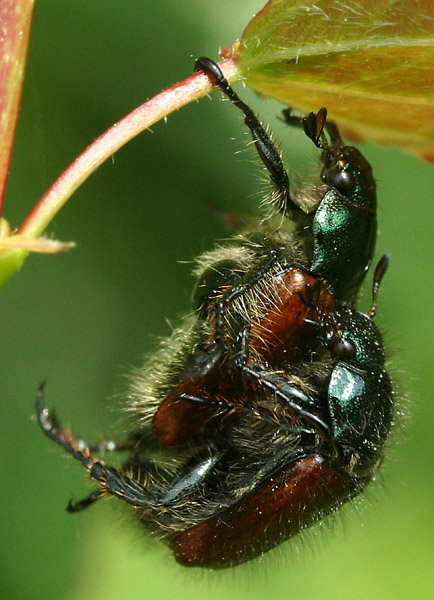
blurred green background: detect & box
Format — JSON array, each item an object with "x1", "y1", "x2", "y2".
[{"x1": 1, "y1": 1, "x2": 433, "y2": 599}]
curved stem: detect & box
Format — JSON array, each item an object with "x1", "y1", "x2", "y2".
[
  {"x1": 0, "y1": 0, "x2": 35, "y2": 218},
  {"x1": 19, "y1": 59, "x2": 239, "y2": 238}
]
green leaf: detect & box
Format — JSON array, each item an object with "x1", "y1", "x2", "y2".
[{"x1": 238, "y1": 0, "x2": 434, "y2": 159}]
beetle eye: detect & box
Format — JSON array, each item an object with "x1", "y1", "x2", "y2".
[
  {"x1": 332, "y1": 170, "x2": 355, "y2": 194},
  {"x1": 329, "y1": 336, "x2": 356, "y2": 358}
]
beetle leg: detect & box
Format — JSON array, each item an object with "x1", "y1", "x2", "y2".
[
  {"x1": 36, "y1": 384, "x2": 128, "y2": 455},
  {"x1": 187, "y1": 250, "x2": 281, "y2": 379},
  {"x1": 175, "y1": 391, "x2": 315, "y2": 436},
  {"x1": 37, "y1": 383, "x2": 94, "y2": 469},
  {"x1": 67, "y1": 489, "x2": 105, "y2": 512},
  {"x1": 153, "y1": 452, "x2": 225, "y2": 505},
  {"x1": 36, "y1": 385, "x2": 155, "y2": 509},
  {"x1": 227, "y1": 312, "x2": 250, "y2": 370},
  {"x1": 37, "y1": 385, "x2": 228, "y2": 510},
  {"x1": 85, "y1": 439, "x2": 127, "y2": 453},
  {"x1": 194, "y1": 57, "x2": 299, "y2": 216},
  {"x1": 241, "y1": 366, "x2": 344, "y2": 463},
  {"x1": 186, "y1": 296, "x2": 229, "y2": 378}
]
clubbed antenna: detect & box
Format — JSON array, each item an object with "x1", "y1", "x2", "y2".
[{"x1": 369, "y1": 254, "x2": 391, "y2": 318}]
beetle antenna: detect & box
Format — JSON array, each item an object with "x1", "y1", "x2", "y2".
[
  {"x1": 302, "y1": 107, "x2": 328, "y2": 148},
  {"x1": 368, "y1": 254, "x2": 390, "y2": 318},
  {"x1": 282, "y1": 107, "x2": 342, "y2": 154}
]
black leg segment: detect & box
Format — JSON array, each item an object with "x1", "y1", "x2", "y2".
[{"x1": 195, "y1": 57, "x2": 299, "y2": 215}]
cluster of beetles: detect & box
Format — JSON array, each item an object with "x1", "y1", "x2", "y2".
[{"x1": 37, "y1": 58, "x2": 394, "y2": 568}]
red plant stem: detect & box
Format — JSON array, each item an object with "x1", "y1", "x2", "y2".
[
  {"x1": 18, "y1": 59, "x2": 239, "y2": 238},
  {"x1": 0, "y1": 0, "x2": 35, "y2": 218}
]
